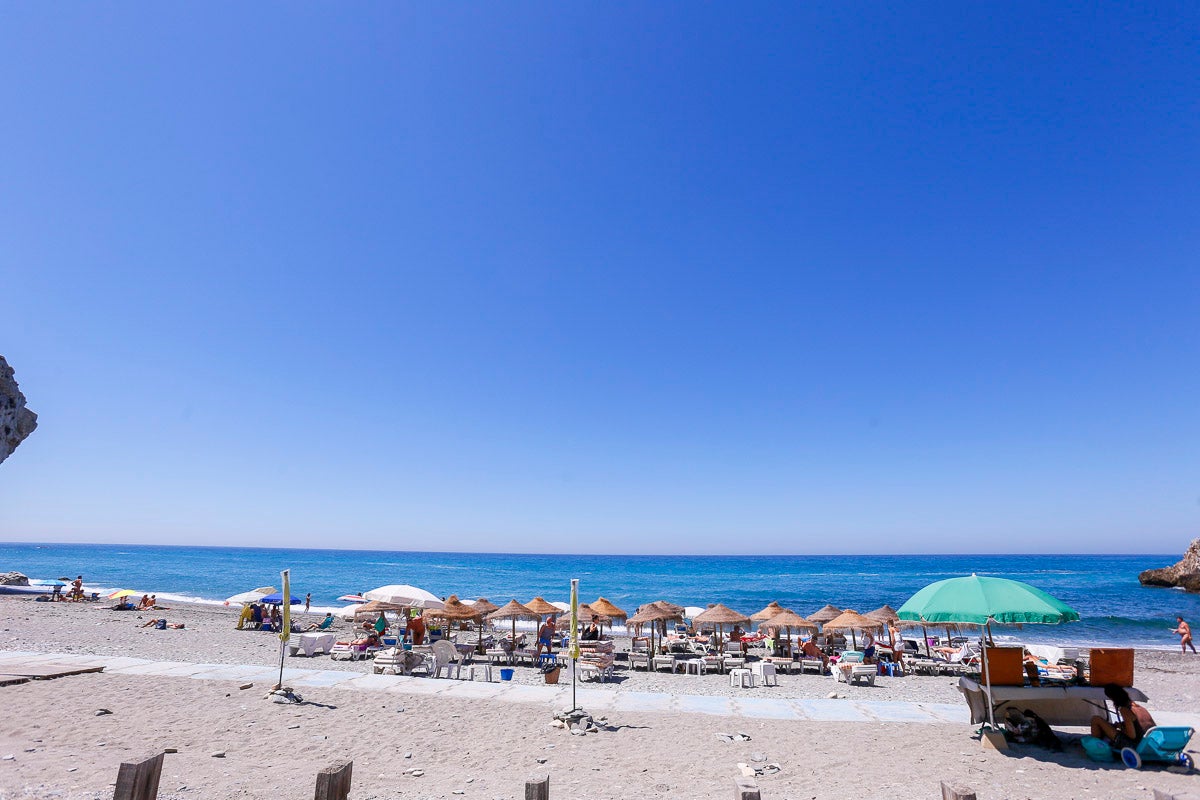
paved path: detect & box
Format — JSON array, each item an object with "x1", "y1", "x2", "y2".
[{"x1": 5, "y1": 650, "x2": 1197, "y2": 728}]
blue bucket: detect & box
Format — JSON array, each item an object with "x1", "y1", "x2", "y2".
[{"x1": 500, "y1": 668, "x2": 515, "y2": 681}]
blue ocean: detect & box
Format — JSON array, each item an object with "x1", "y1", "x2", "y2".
[{"x1": 1, "y1": 543, "x2": 1195, "y2": 649}]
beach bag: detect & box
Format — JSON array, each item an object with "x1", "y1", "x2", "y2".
[{"x1": 1024, "y1": 709, "x2": 1064, "y2": 751}]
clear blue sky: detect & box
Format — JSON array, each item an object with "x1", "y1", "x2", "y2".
[{"x1": 1, "y1": 3, "x2": 1197, "y2": 554}]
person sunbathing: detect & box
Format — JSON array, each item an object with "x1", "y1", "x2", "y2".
[
  {"x1": 799, "y1": 638, "x2": 830, "y2": 670},
  {"x1": 341, "y1": 632, "x2": 379, "y2": 648},
  {"x1": 141, "y1": 618, "x2": 185, "y2": 629},
  {"x1": 304, "y1": 613, "x2": 335, "y2": 632}
]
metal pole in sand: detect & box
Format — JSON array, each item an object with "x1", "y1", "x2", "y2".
[{"x1": 569, "y1": 578, "x2": 579, "y2": 713}]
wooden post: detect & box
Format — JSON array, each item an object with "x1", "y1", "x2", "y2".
[
  {"x1": 940, "y1": 782, "x2": 977, "y2": 800},
  {"x1": 733, "y1": 775, "x2": 761, "y2": 800},
  {"x1": 113, "y1": 752, "x2": 164, "y2": 800},
  {"x1": 314, "y1": 761, "x2": 353, "y2": 800},
  {"x1": 525, "y1": 773, "x2": 550, "y2": 800}
]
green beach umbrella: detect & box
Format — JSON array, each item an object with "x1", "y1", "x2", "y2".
[
  {"x1": 897, "y1": 574, "x2": 1079, "y2": 626},
  {"x1": 897, "y1": 573, "x2": 1080, "y2": 731}
]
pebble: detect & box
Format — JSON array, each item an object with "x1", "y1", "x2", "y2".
[
  {"x1": 211, "y1": 751, "x2": 226, "y2": 758},
  {"x1": 287, "y1": 724, "x2": 300, "y2": 730},
  {"x1": 453, "y1": 792, "x2": 465, "y2": 795},
  {"x1": 751, "y1": 753, "x2": 766, "y2": 762},
  {"x1": 2, "y1": 755, "x2": 13, "y2": 761},
  {"x1": 164, "y1": 748, "x2": 178, "y2": 754},
  {"x1": 95, "y1": 709, "x2": 113, "y2": 716},
  {"x1": 66, "y1": 767, "x2": 77, "y2": 772},
  {"x1": 536, "y1": 757, "x2": 548, "y2": 764},
  {"x1": 404, "y1": 752, "x2": 413, "y2": 759}
]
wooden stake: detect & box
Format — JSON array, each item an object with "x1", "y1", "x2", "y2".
[
  {"x1": 113, "y1": 752, "x2": 164, "y2": 800},
  {"x1": 314, "y1": 761, "x2": 353, "y2": 800},
  {"x1": 524, "y1": 773, "x2": 550, "y2": 800},
  {"x1": 733, "y1": 775, "x2": 761, "y2": 800},
  {"x1": 940, "y1": 781, "x2": 978, "y2": 800}
]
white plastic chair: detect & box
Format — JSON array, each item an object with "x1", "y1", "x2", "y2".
[{"x1": 432, "y1": 640, "x2": 462, "y2": 679}]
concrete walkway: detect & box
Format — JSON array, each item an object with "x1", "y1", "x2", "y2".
[{"x1": 6, "y1": 649, "x2": 1197, "y2": 728}]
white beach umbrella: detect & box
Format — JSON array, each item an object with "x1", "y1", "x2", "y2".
[
  {"x1": 363, "y1": 584, "x2": 445, "y2": 610},
  {"x1": 684, "y1": 606, "x2": 705, "y2": 619},
  {"x1": 225, "y1": 587, "x2": 275, "y2": 605},
  {"x1": 549, "y1": 601, "x2": 571, "y2": 613}
]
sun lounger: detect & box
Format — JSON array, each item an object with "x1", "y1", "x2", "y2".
[
  {"x1": 628, "y1": 652, "x2": 651, "y2": 670},
  {"x1": 330, "y1": 642, "x2": 370, "y2": 661},
  {"x1": 653, "y1": 655, "x2": 677, "y2": 672},
  {"x1": 834, "y1": 661, "x2": 877, "y2": 685},
  {"x1": 372, "y1": 647, "x2": 406, "y2": 674},
  {"x1": 800, "y1": 658, "x2": 825, "y2": 674}
]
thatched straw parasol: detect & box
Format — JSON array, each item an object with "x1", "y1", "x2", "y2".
[
  {"x1": 807, "y1": 604, "x2": 843, "y2": 625},
  {"x1": 487, "y1": 599, "x2": 539, "y2": 647},
  {"x1": 758, "y1": 609, "x2": 817, "y2": 657},
  {"x1": 352, "y1": 600, "x2": 408, "y2": 625},
  {"x1": 693, "y1": 604, "x2": 751, "y2": 654},
  {"x1": 627, "y1": 601, "x2": 684, "y2": 654},
  {"x1": 867, "y1": 604, "x2": 900, "y2": 651},
  {"x1": 758, "y1": 609, "x2": 817, "y2": 633},
  {"x1": 588, "y1": 597, "x2": 626, "y2": 636},
  {"x1": 469, "y1": 597, "x2": 500, "y2": 616},
  {"x1": 821, "y1": 609, "x2": 883, "y2": 650},
  {"x1": 426, "y1": 595, "x2": 486, "y2": 650},
  {"x1": 578, "y1": 604, "x2": 610, "y2": 625},
  {"x1": 751, "y1": 601, "x2": 788, "y2": 622},
  {"x1": 526, "y1": 597, "x2": 560, "y2": 617},
  {"x1": 590, "y1": 597, "x2": 627, "y2": 620},
  {"x1": 866, "y1": 605, "x2": 900, "y2": 624}
]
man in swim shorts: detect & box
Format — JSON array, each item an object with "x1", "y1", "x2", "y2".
[{"x1": 537, "y1": 616, "x2": 557, "y2": 657}]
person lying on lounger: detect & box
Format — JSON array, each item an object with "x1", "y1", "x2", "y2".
[
  {"x1": 304, "y1": 613, "x2": 335, "y2": 632},
  {"x1": 799, "y1": 638, "x2": 830, "y2": 670},
  {"x1": 335, "y1": 632, "x2": 380, "y2": 648}
]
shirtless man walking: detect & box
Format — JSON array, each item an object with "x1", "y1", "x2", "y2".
[{"x1": 1172, "y1": 616, "x2": 1197, "y2": 654}]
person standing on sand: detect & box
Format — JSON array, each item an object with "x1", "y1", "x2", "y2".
[
  {"x1": 537, "y1": 616, "x2": 557, "y2": 657},
  {"x1": 304, "y1": 593, "x2": 311, "y2": 612},
  {"x1": 1172, "y1": 616, "x2": 1197, "y2": 654}
]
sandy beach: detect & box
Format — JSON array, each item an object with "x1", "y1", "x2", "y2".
[{"x1": 2, "y1": 597, "x2": 1198, "y2": 799}]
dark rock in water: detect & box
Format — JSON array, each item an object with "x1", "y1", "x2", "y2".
[
  {"x1": 1139, "y1": 567, "x2": 1178, "y2": 587},
  {"x1": 0, "y1": 572, "x2": 30, "y2": 586},
  {"x1": 0, "y1": 356, "x2": 37, "y2": 465},
  {"x1": 1139, "y1": 539, "x2": 1200, "y2": 592}
]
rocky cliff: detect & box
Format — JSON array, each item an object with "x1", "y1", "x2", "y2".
[
  {"x1": 0, "y1": 356, "x2": 38, "y2": 465},
  {"x1": 1139, "y1": 539, "x2": 1200, "y2": 592}
]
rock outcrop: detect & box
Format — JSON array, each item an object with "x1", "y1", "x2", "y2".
[
  {"x1": 1139, "y1": 539, "x2": 1200, "y2": 592},
  {"x1": 0, "y1": 571, "x2": 30, "y2": 586},
  {"x1": 0, "y1": 356, "x2": 37, "y2": 465}
]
